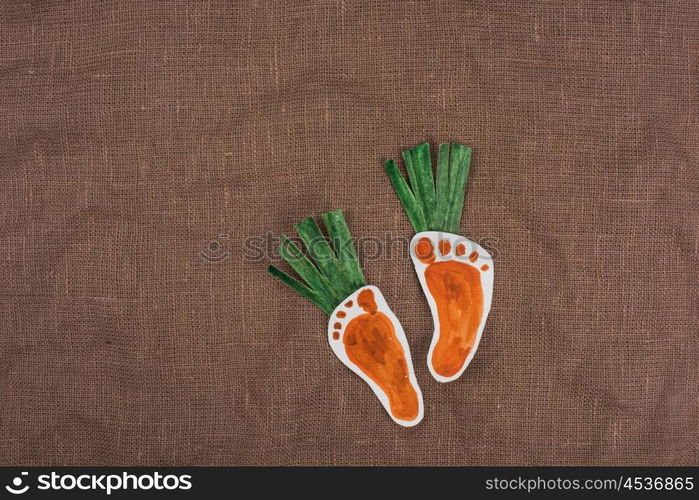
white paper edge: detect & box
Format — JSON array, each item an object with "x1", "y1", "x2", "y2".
[
  {"x1": 327, "y1": 285, "x2": 424, "y2": 427},
  {"x1": 410, "y1": 231, "x2": 494, "y2": 383}
]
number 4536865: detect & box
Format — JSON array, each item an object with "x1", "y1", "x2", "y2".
[{"x1": 623, "y1": 477, "x2": 694, "y2": 491}]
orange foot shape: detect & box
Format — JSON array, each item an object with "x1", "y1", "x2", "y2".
[
  {"x1": 328, "y1": 286, "x2": 424, "y2": 426},
  {"x1": 410, "y1": 231, "x2": 494, "y2": 383}
]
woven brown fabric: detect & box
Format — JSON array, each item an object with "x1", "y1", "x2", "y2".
[{"x1": 0, "y1": 1, "x2": 697, "y2": 466}]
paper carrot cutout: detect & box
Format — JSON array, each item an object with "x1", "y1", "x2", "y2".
[
  {"x1": 268, "y1": 209, "x2": 424, "y2": 426},
  {"x1": 384, "y1": 143, "x2": 494, "y2": 383}
]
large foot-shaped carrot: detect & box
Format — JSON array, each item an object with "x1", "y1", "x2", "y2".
[
  {"x1": 268, "y1": 209, "x2": 423, "y2": 426},
  {"x1": 384, "y1": 142, "x2": 494, "y2": 382},
  {"x1": 411, "y1": 232, "x2": 494, "y2": 382},
  {"x1": 328, "y1": 286, "x2": 423, "y2": 426}
]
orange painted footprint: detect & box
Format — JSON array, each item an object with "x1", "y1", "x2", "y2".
[
  {"x1": 384, "y1": 142, "x2": 495, "y2": 383},
  {"x1": 269, "y1": 210, "x2": 423, "y2": 427},
  {"x1": 328, "y1": 286, "x2": 423, "y2": 426},
  {"x1": 411, "y1": 233, "x2": 494, "y2": 382}
]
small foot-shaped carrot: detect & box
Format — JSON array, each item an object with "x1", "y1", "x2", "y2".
[
  {"x1": 410, "y1": 232, "x2": 494, "y2": 382},
  {"x1": 328, "y1": 286, "x2": 424, "y2": 426},
  {"x1": 383, "y1": 141, "x2": 494, "y2": 382},
  {"x1": 268, "y1": 209, "x2": 423, "y2": 427}
]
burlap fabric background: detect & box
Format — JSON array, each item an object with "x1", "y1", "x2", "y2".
[{"x1": 0, "y1": 1, "x2": 696, "y2": 466}]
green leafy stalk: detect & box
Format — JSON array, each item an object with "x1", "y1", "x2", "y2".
[
  {"x1": 267, "y1": 265, "x2": 333, "y2": 314},
  {"x1": 294, "y1": 217, "x2": 346, "y2": 294},
  {"x1": 268, "y1": 210, "x2": 366, "y2": 314},
  {"x1": 278, "y1": 235, "x2": 342, "y2": 304},
  {"x1": 383, "y1": 159, "x2": 427, "y2": 232},
  {"x1": 444, "y1": 144, "x2": 472, "y2": 234},
  {"x1": 322, "y1": 209, "x2": 366, "y2": 291},
  {"x1": 408, "y1": 143, "x2": 436, "y2": 226},
  {"x1": 384, "y1": 142, "x2": 473, "y2": 234},
  {"x1": 433, "y1": 143, "x2": 452, "y2": 230}
]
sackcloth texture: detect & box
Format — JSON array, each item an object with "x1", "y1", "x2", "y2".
[{"x1": 0, "y1": 1, "x2": 697, "y2": 465}]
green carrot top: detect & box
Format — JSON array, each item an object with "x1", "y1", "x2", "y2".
[
  {"x1": 384, "y1": 142, "x2": 472, "y2": 234},
  {"x1": 267, "y1": 209, "x2": 366, "y2": 315}
]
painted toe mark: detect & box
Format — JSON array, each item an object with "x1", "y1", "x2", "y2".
[
  {"x1": 332, "y1": 331, "x2": 340, "y2": 340},
  {"x1": 415, "y1": 237, "x2": 436, "y2": 264},
  {"x1": 357, "y1": 288, "x2": 378, "y2": 314},
  {"x1": 333, "y1": 322, "x2": 341, "y2": 329},
  {"x1": 438, "y1": 239, "x2": 451, "y2": 256},
  {"x1": 345, "y1": 300, "x2": 353, "y2": 307},
  {"x1": 337, "y1": 311, "x2": 346, "y2": 318},
  {"x1": 469, "y1": 251, "x2": 479, "y2": 263},
  {"x1": 455, "y1": 243, "x2": 466, "y2": 256},
  {"x1": 481, "y1": 264, "x2": 489, "y2": 271}
]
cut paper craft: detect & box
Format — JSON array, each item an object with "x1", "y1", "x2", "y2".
[
  {"x1": 384, "y1": 143, "x2": 494, "y2": 383},
  {"x1": 268, "y1": 209, "x2": 424, "y2": 427}
]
